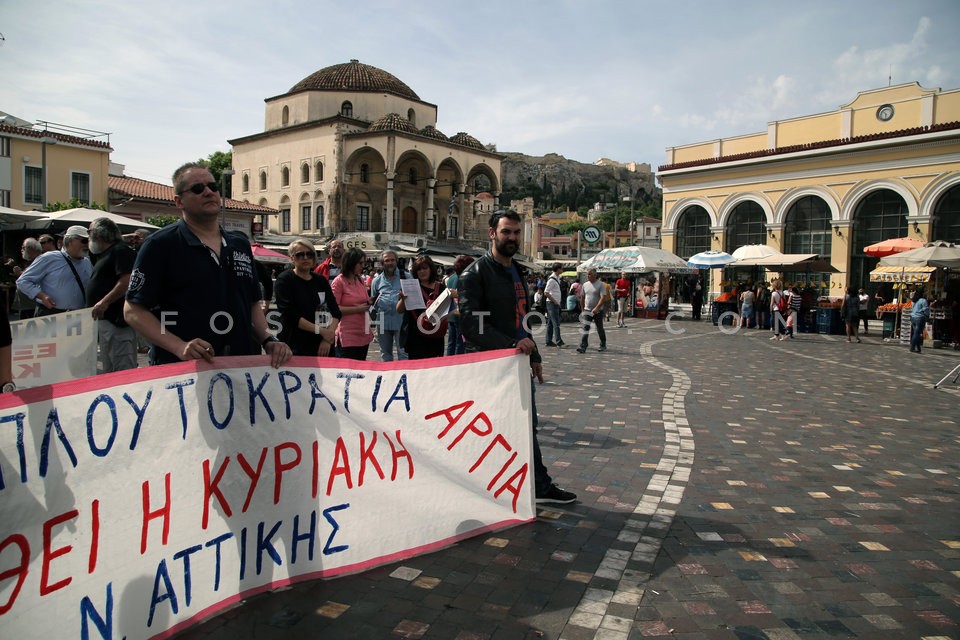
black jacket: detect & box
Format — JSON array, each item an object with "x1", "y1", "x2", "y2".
[{"x1": 458, "y1": 252, "x2": 541, "y2": 364}]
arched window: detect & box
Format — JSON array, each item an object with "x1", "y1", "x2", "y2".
[
  {"x1": 724, "y1": 201, "x2": 766, "y2": 254},
  {"x1": 675, "y1": 206, "x2": 711, "y2": 259},
  {"x1": 281, "y1": 166, "x2": 290, "y2": 187},
  {"x1": 315, "y1": 205, "x2": 325, "y2": 230},
  {"x1": 259, "y1": 171, "x2": 267, "y2": 191},
  {"x1": 932, "y1": 184, "x2": 960, "y2": 243},
  {"x1": 409, "y1": 167, "x2": 417, "y2": 185},
  {"x1": 407, "y1": 108, "x2": 416, "y2": 127},
  {"x1": 281, "y1": 105, "x2": 289, "y2": 126},
  {"x1": 360, "y1": 163, "x2": 369, "y2": 184},
  {"x1": 315, "y1": 161, "x2": 324, "y2": 182},
  {"x1": 301, "y1": 163, "x2": 310, "y2": 184},
  {"x1": 850, "y1": 189, "x2": 908, "y2": 292},
  {"x1": 241, "y1": 174, "x2": 249, "y2": 193},
  {"x1": 784, "y1": 196, "x2": 832, "y2": 255},
  {"x1": 341, "y1": 101, "x2": 353, "y2": 118}
]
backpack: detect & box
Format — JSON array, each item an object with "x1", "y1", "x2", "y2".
[{"x1": 775, "y1": 291, "x2": 788, "y2": 313}]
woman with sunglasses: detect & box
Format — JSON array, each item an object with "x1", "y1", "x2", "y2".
[
  {"x1": 397, "y1": 254, "x2": 447, "y2": 360},
  {"x1": 274, "y1": 238, "x2": 341, "y2": 357},
  {"x1": 331, "y1": 247, "x2": 375, "y2": 360}
]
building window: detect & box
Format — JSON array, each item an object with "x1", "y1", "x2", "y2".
[
  {"x1": 281, "y1": 208, "x2": 291, "y2": 233},
  {"x1": 25, "y1": 166, "x2": 42, "y2": 205},
  {"x1": 341, "y1": 101, "x2": 353, "y2": 117},
  {"x1": 71, "y1": 172, "x2": 91, "y2": 205},
  {"x1": 724, "y1": 201, "x2": 766, "y2": 254},
  {"x1": 784, "y1": 195, "x2": 831, "y2": 256},
  {"x1": 301, "y1": 163, "x2": 310, "y2": 184},
  {"x1": 0, "y1": 190, "x2": 10, "y2": 207},
  {"x1": 281, "y1": 166, "x2": 290, "y2": 187},
  {"x1": 356, "y1": 205, "x2": 370, "y2": 231},
  {"x1": 315, "y1": 161, "x2": 323, "y2": 182},
  {"x1": 448, "y1": 216, "x2": 459, "y2": 238},
  {"x1": 407, "y1": 108, "x2": 416, "y2": 127},
  {"x1": 409, "y1": 168, "x2": 417, "y2": 185},
  {"x1": 301, "y1": 205, "x2": 311, "y2": 230},
  {"x1": 281, "y1": 105, "x2": 289, "y2": 125},
  {"x1": 675, "y1": 205, "x2": 710, "y2": 259},
  {"x1": 0, "y1": 137, "x2": 9, "y2": 157},
  {"x1": 259, "y1": 171, "x2": 267, "y2": 191},
  {"x1": 315, "y1": 205, "x2": 324, "y2": 230},
  {"x1": 242, "y1": 174, "x2": 250, "y2": 193},
  {"x1": 359, "y1": 164, "x2": 369, "y2": 184}
]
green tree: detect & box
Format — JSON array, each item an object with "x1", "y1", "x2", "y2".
[
  {"x1": 196, "y1": 150, "x2": 233, "y2": 194},
  {"x1": 145, "y1": 214, "x2": 180, "y2": 228},
  {"x1": 46, "y1": 198, "x2": 107, "y2": 212}
]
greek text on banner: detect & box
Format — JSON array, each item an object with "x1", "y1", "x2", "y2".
[{"x1": 0, "y1": 350, "x2": 535, "y2": 640}]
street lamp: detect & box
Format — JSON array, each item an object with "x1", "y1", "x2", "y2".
[
  {"x1": 622, "y1": 196, "x2": 634, "y2": 246},
  {"x1": 40, "y1": 136, "x2": 58, "y2": 211}
]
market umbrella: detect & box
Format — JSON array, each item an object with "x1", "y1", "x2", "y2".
[
  {"x1": 577, "y1": 246, "x2": 695, "y2": 274},
  {"x1": 250, "y1": 242, "x2": 290, "y2": 264},
  {"x1": 878, "y1": 241, "x2": 960, "y2": 269},
  {"x1": 731, "y1": 244, "x2": 780, "y2": 261},
  {"x1": 863, "y1": 237, "x2": 923, "y2": 258},
  {"x1": 687, "y1": 250, "x2": 735, "y2": 269},
  {"x1": 17, "y1": 207, "x2": 159, "y2": 233}
]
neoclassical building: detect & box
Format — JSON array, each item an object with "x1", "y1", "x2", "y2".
[
  {"x1": 228, "y1": 60, "x2": 502, "y2": 249},
  {"x1": 657, "y1": 82, "x2": 960, "y2": 295}
]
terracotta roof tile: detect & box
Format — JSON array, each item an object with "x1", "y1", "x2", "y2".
[{"x1": 108, "y1": 175, "x2": 277, "y2": 214}]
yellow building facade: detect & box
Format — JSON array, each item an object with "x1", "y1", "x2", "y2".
[{"x1": 657, "y1": 83, "x2": 960, "y2": 296}]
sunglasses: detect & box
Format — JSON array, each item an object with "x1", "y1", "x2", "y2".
[
  {"x1": 293, "y1": 251, "x2": 316, "y2": 260},
  {"x1": 179, "y1": 181, "x2": 220, "y2": 195},
  {"x1": 40, "y1": 239, "x2": 54, "y2": 245}
]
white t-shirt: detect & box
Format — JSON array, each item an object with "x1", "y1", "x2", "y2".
[
  {"x1": 581, "y1": 279, "x2": 604, "y2": 310},
  {"x1": 544, "y1": 274, "x2": 562, "y2": 304}
]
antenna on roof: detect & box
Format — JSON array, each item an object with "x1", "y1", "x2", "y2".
[{"x1": 888, "y1": 64, "x2": 892, "y2": 87}]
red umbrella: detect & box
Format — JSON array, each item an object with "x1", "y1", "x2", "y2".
[
  {"x1": 250, "y1": 242, "x2": 290, "y2": 264},
  {"x1": 863, "y1": 237, "x2": 923, "y2": 258}
]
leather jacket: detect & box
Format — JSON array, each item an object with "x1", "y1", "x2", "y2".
[{"x1": 458, "y1": 252, "x2": 541, "y2": 364}]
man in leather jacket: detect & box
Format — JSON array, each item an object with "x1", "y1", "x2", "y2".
[{"x1": 458, "y1": 210, "x2": 577, "y2": 505}]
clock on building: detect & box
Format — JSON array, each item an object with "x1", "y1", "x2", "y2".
[{"x1": 876, "y1": 104, "x2": 895, "y2": 122}]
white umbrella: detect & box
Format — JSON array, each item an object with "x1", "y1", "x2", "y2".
[
  {"x1": 731, "y1": 244, "x2": 780, "y2": 261},
  {"x1": 687, "y1": 250, "x2": 735, "y2": 269},
  {"x1": 578, "y1": 246, "x2": 695, "y2": 274},
  {"x1": 20, "y1": 207, "x2": 158, "y2": 232},
  {"x1": 879, "y1": 241, "x2": 960, "y2": 269},
  {"x1": 0, "y1": 205, "x2": 49, "y2": 226}
]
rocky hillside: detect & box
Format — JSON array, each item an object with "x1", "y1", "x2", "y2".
[{"x1": 499, "y1": 152, "x2": 660, "y2": 212}]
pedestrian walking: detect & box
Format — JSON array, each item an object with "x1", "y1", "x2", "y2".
[{"x1": 576, "y1": 268, "x2": 607, "y2": 353}]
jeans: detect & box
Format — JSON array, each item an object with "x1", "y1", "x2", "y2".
[
  {"x1": 579, "y1": 311, "x2": 606, "y2": 349},
  {"x1": 545, "y1": 301, "x2": 562, "y2": 344},
  {"x1": 530, "y1": 377, "x2": 552, "y2": 494},
  {"x1": 376, "y1": 329, "x2": 407, "y2": 361},
  {"x1": 446, "y1": 321, "x2": 465, "y2": 356},
  {"x1": 910, "y1": 318, "x2": 925, "y2": 351}
]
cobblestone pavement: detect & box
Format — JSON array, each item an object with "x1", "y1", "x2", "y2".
[{"x1": 174, "y1": 319, "x2": 960, "y2": 640}]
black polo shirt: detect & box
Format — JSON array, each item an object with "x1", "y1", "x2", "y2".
[
  {"x1": 87, "y1": 241, "x2": 136, "y2": 325},
  {"x1": 126, "y1": 219, "x2": 262, "y2": 364}
]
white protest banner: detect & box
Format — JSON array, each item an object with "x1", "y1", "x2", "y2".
[
  {"x1": 10, "y1": 310, "x2": 98, "y2": 388},
  {"x1": 0, "y1": 350, "x2": 534, "y2": 640}
]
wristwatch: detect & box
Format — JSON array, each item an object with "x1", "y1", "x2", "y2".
[
  {"x1": 261, "y1": 335, "x2": 279, "y2": 349},
  {"x1": 1, "y1": 382, "x2": 16, "y2": 393}
]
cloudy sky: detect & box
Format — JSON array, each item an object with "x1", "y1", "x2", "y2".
[{"x1": 3, "y1": 0, "x2": 959, "y2": 185}]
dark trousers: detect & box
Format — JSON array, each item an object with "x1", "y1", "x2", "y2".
[
  {"x1": 530, "y1": 378, "x2": 552, "y2": 494},
  {"x1": 579, "y1": 311, "x2": 606, "y2": 349},
  {"x1": 910, "y1": 318, "x2": 925, "y2": 352}
]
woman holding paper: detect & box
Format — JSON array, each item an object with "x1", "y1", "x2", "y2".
[
  {"x1": 274, "y1": 238, "x2": 341, "y2": 357},
  {"x1": 331, "y1": 247, "x2": 375, "y2": 360},
  {"x1": 397, "y1": 254, "x2": 447, "y2": 359}
]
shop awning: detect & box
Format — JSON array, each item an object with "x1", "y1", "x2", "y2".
[
  {"x1": 732, "y1": 253, "x2": 817, "y2": 267},
  {"x1": 869, "y1": 265, "x2": 936, "y2": 283}
]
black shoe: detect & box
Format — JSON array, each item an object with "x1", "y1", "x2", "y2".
[
  {"x1": 576, "y1": 347, "x2": 586, "y2": 353},
  {"x1": 545, "y1": 342, "x2": 556, "y2": 347},
  {"x1": 535, "y1": 484, "x2": 577, "y2": 504},
  {"x1": 597, "y1": 345, "x2": 607, "y2": 352}
]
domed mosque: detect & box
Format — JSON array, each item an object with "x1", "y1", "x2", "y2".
[{"x1": 229, "y1": 60, "x2": 502, "y2": 252}]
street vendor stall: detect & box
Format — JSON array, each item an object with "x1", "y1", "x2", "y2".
[{"x1": 577, "y1": 246, "x2": 695, "y2": 318}]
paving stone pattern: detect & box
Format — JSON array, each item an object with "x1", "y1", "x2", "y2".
[{"x1": 174, "y1": 321, "x2": 960, "y2": 640}]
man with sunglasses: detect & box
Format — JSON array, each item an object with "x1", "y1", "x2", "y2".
[
  {"x1": 17, "y1": 225, "x2": 93, "y2": 316},
  {"x1": 124, "y1": 162, "x2": 291, "y2": 368},
  {"x1": 38, "y1": 234, "x2": 58, "y2": 252}
]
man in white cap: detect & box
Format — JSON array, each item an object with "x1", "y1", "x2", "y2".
[{"x1": 16, "y1": 225, "x2": 93, "y2": 316}]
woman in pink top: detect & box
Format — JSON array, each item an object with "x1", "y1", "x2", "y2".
[{"x1": 331, "y1": 247, "x2": 374, "y2": 360}]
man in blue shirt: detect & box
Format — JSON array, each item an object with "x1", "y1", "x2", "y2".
[
  {"x1": 124, "y1": 162, "x2": 292, "y2": 368},
  {"x1": 910, "y1": 290, "x2": 930, "y2": 353},
  {"x1": 370, "y1": 249, "x2": 408, "y2": 361},
  {"x1": 17, "y1": 225, "x2": 93, "y2": 315}
]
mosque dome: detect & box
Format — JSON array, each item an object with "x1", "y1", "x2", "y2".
[
  {"x1": 418, "y1": 125, "x2": 448, "y2": 141},
  {"x1": 288, "y1": 59, "x2": 420, "y2": 101},
  {"x1": 450, "y1": 132, "x2": 484, "y2": 150},
  {"x1": 369, "y1": 113, "x2": 418, "y2": 134}
]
